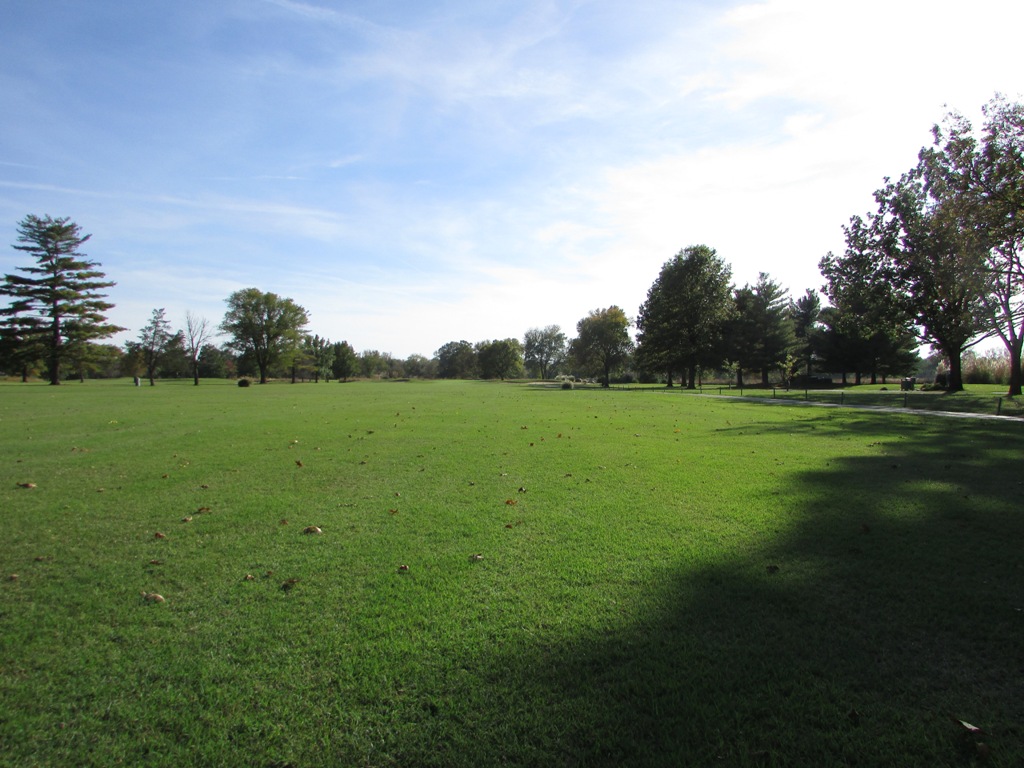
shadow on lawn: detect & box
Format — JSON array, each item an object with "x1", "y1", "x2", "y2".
[{"x1": 395, "y1": 415, "x2": 1024, "y2": 767}]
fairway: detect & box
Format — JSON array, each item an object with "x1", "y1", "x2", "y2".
[{"x1": 1, "y1": 380, "x2": 1022, "y2": 766}]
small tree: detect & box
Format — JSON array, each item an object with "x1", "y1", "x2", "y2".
[
  {"x1": 331, "y1": 341, "x2": 358, "y2": 381},
  {"x1": 184, "y1": 311, "x2": 214, "y2": 385},
  {"x1": 136, "y1": 308, "x2": 173, "y2": 385},
  {"x1": 0, "y1": 215, "x2": 124, "y2": 384}
]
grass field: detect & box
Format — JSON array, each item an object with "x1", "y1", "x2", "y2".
[{"x1": 1, "y1": 378, "x2": 1022, "y2": 766}]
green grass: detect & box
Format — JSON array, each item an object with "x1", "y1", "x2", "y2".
[
  {"x1": 623, "y1": 381, "x2": 1024, "y2": 419},
  {"x1": 1, "y1": 378, "x2": 1022, "y2": 766}
]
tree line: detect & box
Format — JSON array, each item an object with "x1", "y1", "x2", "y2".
[{"x1": 2, "y1": 98, "x2": 1022, "y2": 393}]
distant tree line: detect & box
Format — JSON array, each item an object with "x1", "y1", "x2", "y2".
[{"x1": 2, "y1": 100, "x2": 1021, "y2": 392}]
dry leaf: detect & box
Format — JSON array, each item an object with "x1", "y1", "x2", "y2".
[
  {"x1": 388, "y1": 509, "x2": 399, "y2": 515},
  {"x1": 16, "y1": 482, "x2": 37, "y2": 489},
  {"x1": 149, "y1": 559, "x2": 162, "y2": 565},
  {"x1": 469, "y1": 553, "x2": 483, "y2": 561},
  {"x1": 279, "y1": 519, "x2": 288, "y2": 525},
  {"x1": 952, "y1": 717, "x2": 984, "y2": 736},
  {"x1": 505, "y1": 499, "x2": 517, "y2": 506},
  {"x1": 295, "y1": 460, "x2": 303, "y2": 467},
  {"x1": 244, "y1": 573, "x2": 255, "y2": 581},
  {"x1": 397, "y1": 564, "x2": 410, "y2": 573},
  {"x1": 196, "y1": 506, "x2": 210, "y2": 513},
  {"x1": 303, "y1": 526, "x2": 323, "y2": 535},
  {"x1": 141, "y1": 591, "x2": 165, "y2": 603},
  {"x1": 154, "y1": 532, "x2": 166, "y2": 540},
  {"x1": 8, "y1": 574, "x2": 18, "y2": 581},
  {"x1": 281, "y1": 578, "x2": 299, "y2": 591},
  {"x1": 181, "y1": 516, "x2": 192, "y2": 523},
  {"x1": 518, "y1": 487, "x2": 527, "y2": 493}
]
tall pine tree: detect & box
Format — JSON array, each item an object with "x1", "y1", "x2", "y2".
[{"x1": 1, "y1": 215, "x2": 123, "y2": 384}]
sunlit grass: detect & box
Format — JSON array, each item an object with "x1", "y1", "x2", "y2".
[{"x1": 1, "y1": 379, "x2": 1021, "y2": 766}]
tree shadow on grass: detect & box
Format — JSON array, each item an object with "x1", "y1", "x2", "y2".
[{"x1": 386, "y1": 414, "x2": 1024, "y2": 767}]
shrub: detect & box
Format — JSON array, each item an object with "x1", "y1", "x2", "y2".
[
  {"x1": 561, "y1": 380, "x2": 574, "y2": 390},
  {"x1": 238, "y1": 378, "x2": 251, "y2": 388}
]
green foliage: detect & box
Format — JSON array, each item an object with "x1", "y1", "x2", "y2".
[
  {"x1": 331, "y1": 340, "x2": 358, "y2": 381},
  {"x1": 924, "y1": 96, "x2": 1024, "y2": 395},
  {"x1": 436, "y1": 339, "x2": 477, "y2": 379},
  {"x1": 302, "y1": 334, "x2": 335, "y2": 382},
  {"x1": 0, "y1": 215, "x2": 124, "y2": 385},
  {"x1": 635, "y1": 245, "x2": 732, "y2": 388},
  {"x1": 726, "y1": 273, "x2": 795, "y2": 387},
  {"x1": 133, "y1": 308, "x2": 173, "y2": 385},
  {"x1": 523, "y1": 325, "x2": 567, "y2": 379},
  {"x1": 570, "y1": 305, "x2": 633, "y2": 386},
  {"x1": 220, "y1": 288, "x2": 309, "y2": 384},
  {"x1": 476, "y1": 338, "x2": 523, "y2": 380}
]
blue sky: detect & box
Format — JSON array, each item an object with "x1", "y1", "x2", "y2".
[{"x1": 2, "y1": 0, "x2": 1023, "y2": 358}]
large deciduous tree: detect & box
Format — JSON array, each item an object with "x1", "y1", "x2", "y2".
[
  {"x1": 220, "y1": 288, "x2": 309, "y2": 384},
  {"x1": 0, "y1": 215, "x2": 123, "y2": 385},
  {"x1": 477, "y1": 338, "x2": 524, "y2": 380},
  {"x1": 436, "y1": 340, "x2": 477, "y2": 379},
  {"x1": 570, "y1": 306, "x2": 633, "y2": 387},
  {"x1": 523, "y1": 325, "x2": 567, "y2": 380},
  {"x1": 635, "y1": 245, "x2": 732, "y2": 388},
  {"x1": 924, "y1": 96, "x2": 1024, "y2": 395}
]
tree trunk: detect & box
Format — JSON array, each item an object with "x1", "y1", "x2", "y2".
[
  {"x1": 686, "y1": 365, "x2": 697, "y2": 390},
  {"x1": 946, "y1": 351, "x2": 965, "y2": 392},
  {"x1": 1007, "y1": 338, "x2": 1022, "y2": 397}
]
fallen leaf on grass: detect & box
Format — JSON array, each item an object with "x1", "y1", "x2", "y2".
[
  {"x1": 505, "y1": 499, "x2": 517, "y2": 506},
  {"x1": 181, "y1": 516, "x2": 192, "y2": 523},
  {"x1": 154, "y1": 532, "x2": 166, "y2": 540},
  {"x1": 280, "y1": 519, "x2": 288, "y2": 525},
  {"x1": 149, "y1": 560, "x2": 162, "y2": 565},
  {"x1": 196, "y1": 506, "x2": 210, "y2": 513},
  {"x1": 469, "y1": 553, "x2": 483, "y2": 562},
  {"x1": 397, "y1": 564, "x2": 410, "y2": 573},
  {"x1": 16, "y1": 482, "x2": 37, "y2": 489},
  {"x1": 295, "y1": 460, "x2": 303, "y2": 467},
  {"x1": 141, "y1": 591, "x2": 165, "y2": 603},
  {"x1": 952, "y1": 717, "x2": 984, "y2": 736},
  {"x1": 243, "y1": 574, "x2": 255, "y2": 581},
  {"x1": 8, "y1": 574, "x2": 18, "y2": 581},
  {"x1": 34, "y1": 556, "x2": 51, "y2": 562},
  {"x1": 302, "y1": 526, "x2": 323, "y2": 535},
  {"x1": 281, "y1": 578, "x2": 299, "y2": 591},
  {"x1": 388, "y1": 509, "x2": 399, "y2": 515}
]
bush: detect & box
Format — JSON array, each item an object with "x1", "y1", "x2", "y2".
[
  {"x1": 561, "y1": 380, "x2": 574, "y2": 390},
  {"x1": 237, "y1": 378, "x2": 251, "y2": 388}
]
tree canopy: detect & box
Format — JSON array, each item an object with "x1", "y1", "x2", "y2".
[
  {"x1": 635, "y1": 245, "x2": 732, "y2": 388},
  {"x1": 570, "y1": 306, "x2": 633, "y2": 386},
  {"x1": 220, "y1": 288, "x2": 309, "y2": 384},
  {"x1": 523, "y1": 325, "x2": 566, "y2": 380}
]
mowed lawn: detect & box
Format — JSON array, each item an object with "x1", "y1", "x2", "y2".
[{"x1": 1, "y1": 379, "x2": 1021, "y2": 767}]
